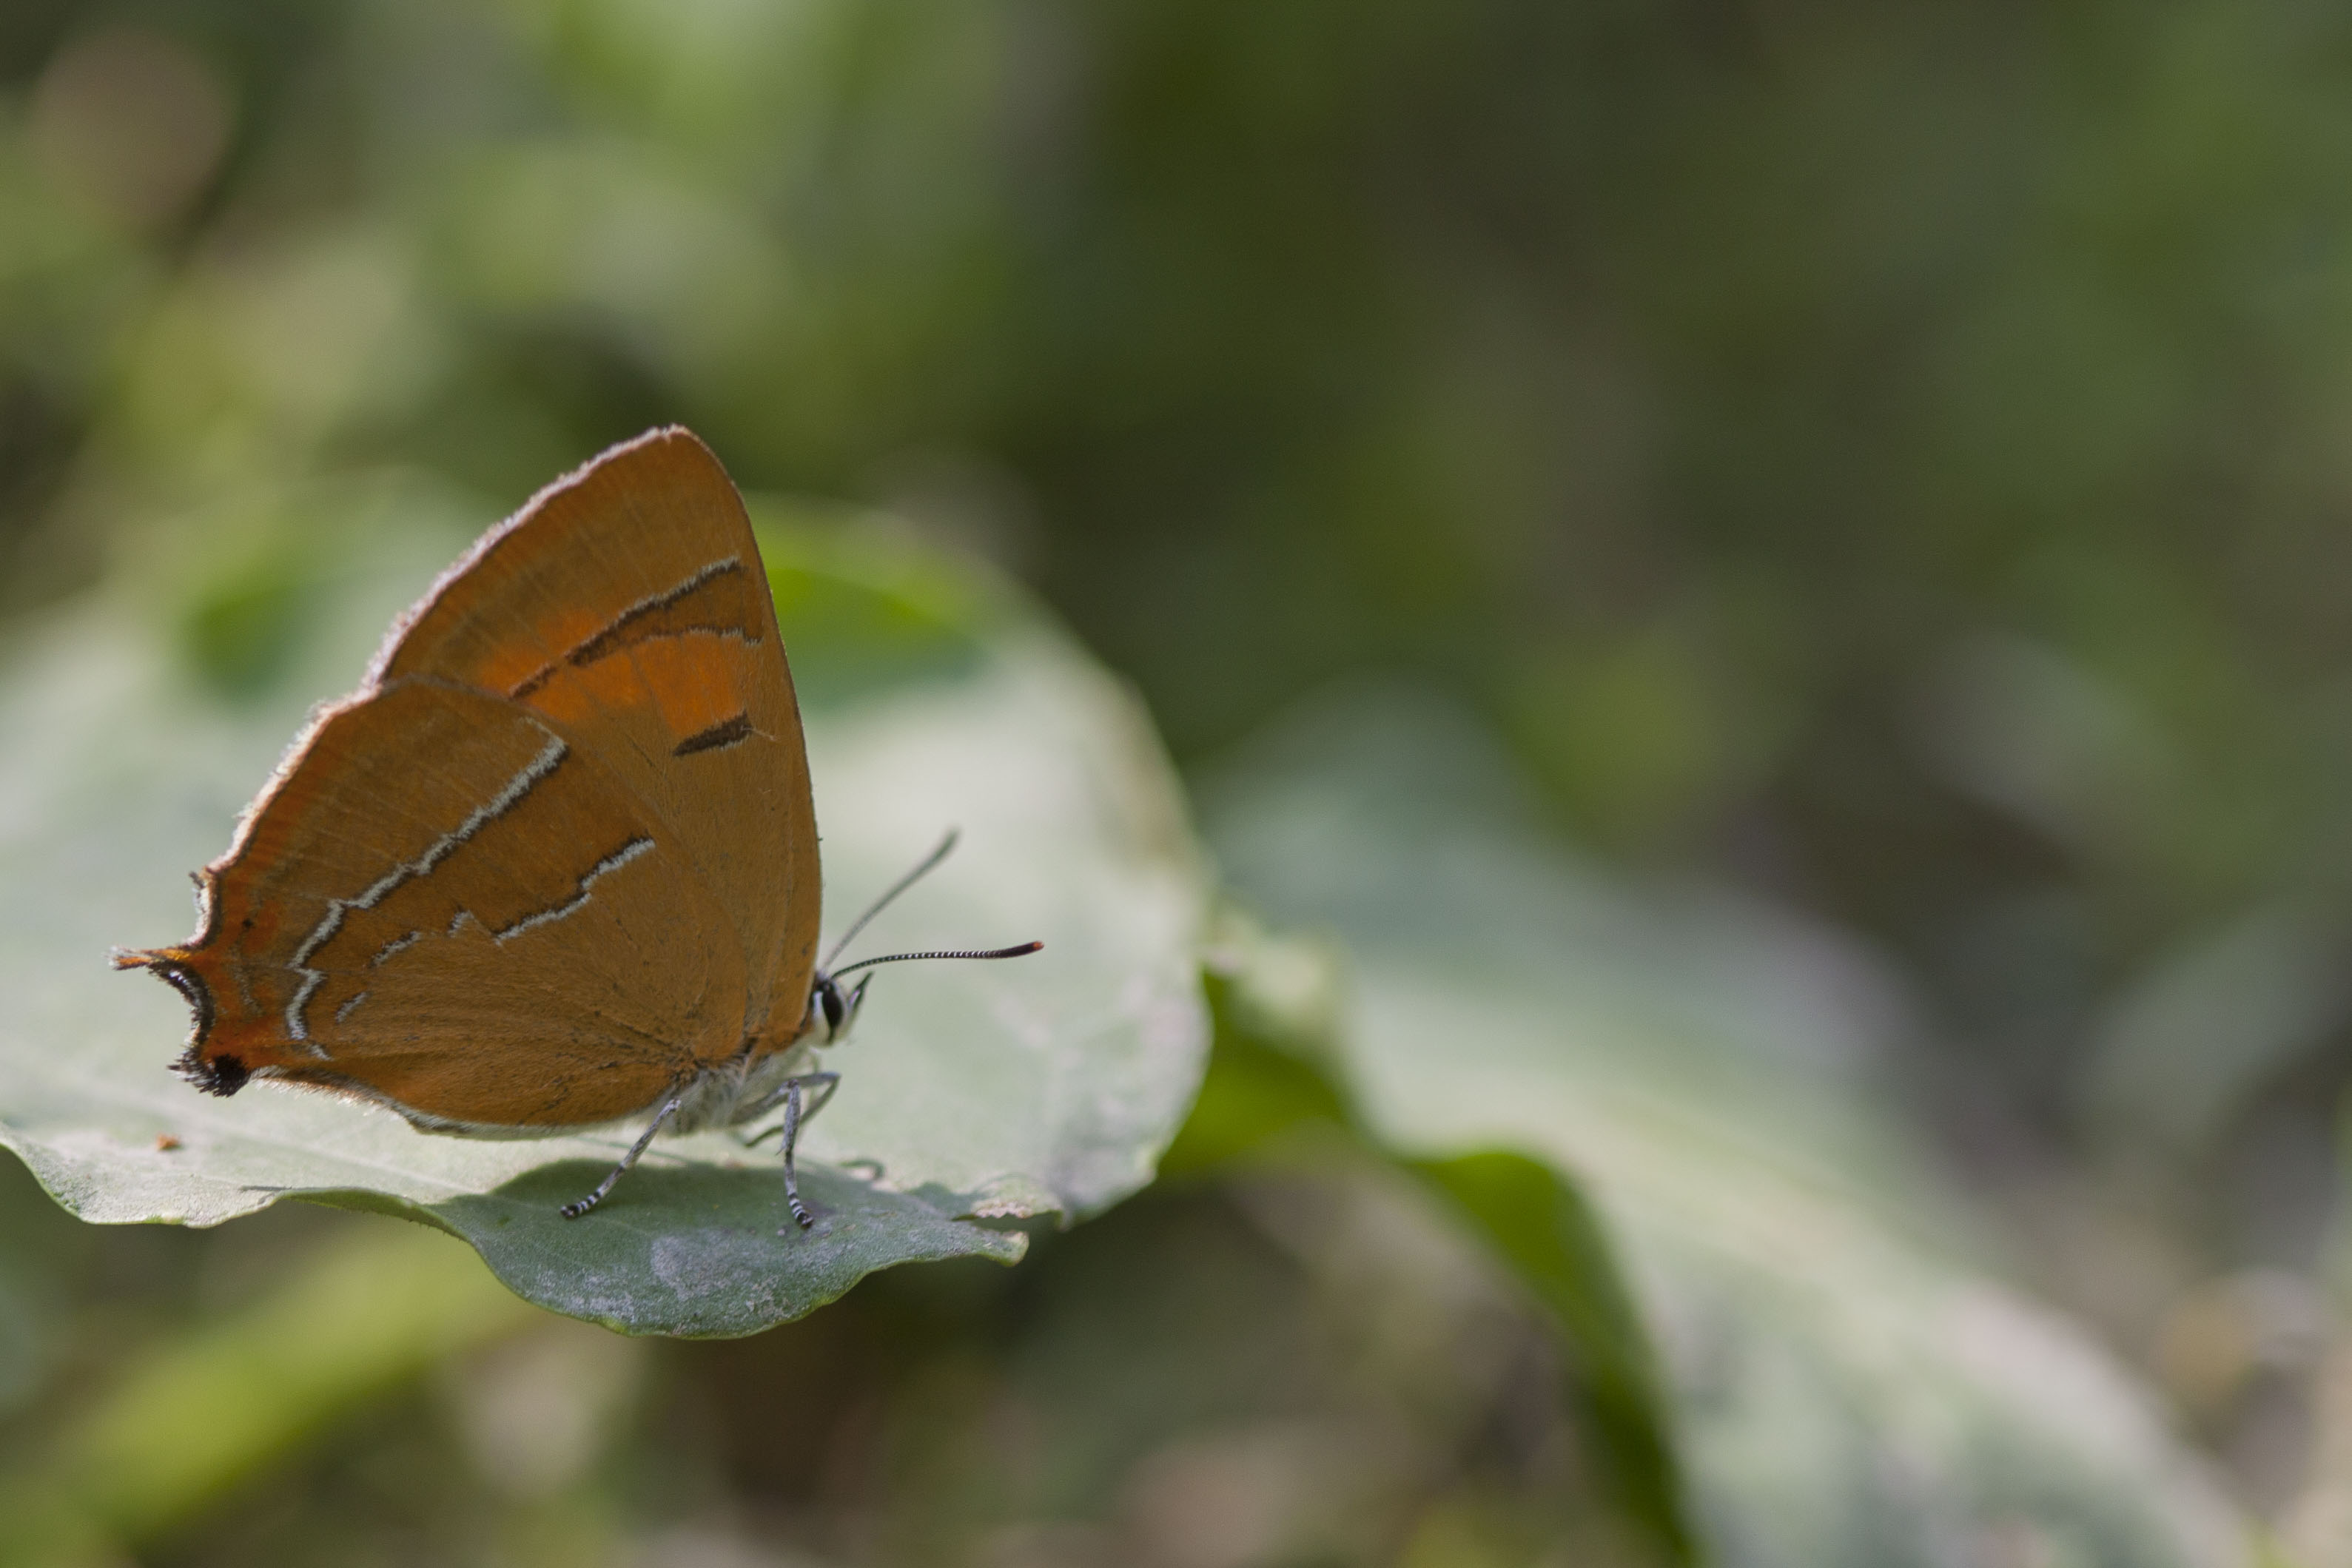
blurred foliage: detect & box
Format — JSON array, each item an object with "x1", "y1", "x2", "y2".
[
  {"x1": 0, "y1": 1152, "x2": 1663, "y2": 1568},
  {"x1": 5, "y1": 0, "x2": 2352, "y2": 1559},
  {"x1": 1170, "y1": 947, "x2": 1687, "y2": 1561}
]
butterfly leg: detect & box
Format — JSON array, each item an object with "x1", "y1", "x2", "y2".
[
  {"x1": 776, "y1": 1071, "x2": 841, "y2": 1231},
  {"x1": 560, "y1": 1094, "x2": 685, "y2": 1219},
  {"x1": 739, "y1": 1062, "x2": 843, "y2": 1128}
]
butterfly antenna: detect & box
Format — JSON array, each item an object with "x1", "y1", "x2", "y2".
[
  {"x1": 822, "y1": 829, "x2": 962, "y2": 973},
  {"x1": 830, "y1": 942, "x2": 1043, "y2": 979}
]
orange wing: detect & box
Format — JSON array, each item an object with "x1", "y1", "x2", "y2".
[
  {"x1": 127, "y1": 680, "x2": 750, "y2": 1128},
  {"x1": 119, "y1": 428, "x2": 823, "y2": 1131},
  {"x1": 370, "y1": 427, "x2": 821, "y2": 1054}
]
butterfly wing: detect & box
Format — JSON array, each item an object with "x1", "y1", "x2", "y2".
[
  {"x1": 369, "y1": 427, "x2": 821, "y2": 1053},
  {"x1": 133, "y1": 679, "x2": 752, "y2": 1128}
]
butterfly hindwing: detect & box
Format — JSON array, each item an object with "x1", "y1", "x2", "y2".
[{"x1": 153, "y1": 679, "x2": 752, "y2": 1128}]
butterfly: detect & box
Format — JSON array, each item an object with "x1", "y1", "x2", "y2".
[{"x1": 114, "y1": 428, "x2": 1038, "y2": 1228}]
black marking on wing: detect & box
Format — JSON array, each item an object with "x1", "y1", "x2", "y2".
[
  {"x1": 131, "y1": 954, "x2": 216, "y2": 1051},
  {"x1": 673, "y1": 713, "x2": 753, "y2": 756},
  {"x1": 178, "y1": 1045, "x2": 246, "y2": 1096},
  {"x1": 512, "y1": 558, "x2": 751, "y2": 699}
]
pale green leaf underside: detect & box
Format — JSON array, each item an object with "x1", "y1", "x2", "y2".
[
  {"x1": 0, "y1": 503, "x2": 1209, "y2": 1336},
  {"x1": 1203, "y1": 687, "x2": 2249, "y2": 1568}
]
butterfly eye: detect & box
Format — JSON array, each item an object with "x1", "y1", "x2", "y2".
[{"x1": 817, "y1": 977, "x2": 847, "y2": 1034}]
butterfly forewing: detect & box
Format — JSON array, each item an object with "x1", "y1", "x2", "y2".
[{"x1": 369, "y1": 428, "x2": 821, "y2": 1056}]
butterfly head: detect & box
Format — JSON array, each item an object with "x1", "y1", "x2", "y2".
[
  {"x1": 805, "y1": 830, "x2": 1039, "y2": 1048},
  {"x1": 809, "y1": 969, "x2": 873, "y2": 1044},
  {"x1": 804, "y1": 941, "x2": 1039, "y2": 1046}
]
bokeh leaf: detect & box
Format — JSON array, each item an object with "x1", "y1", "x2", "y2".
[
  {"x1": 1172, "y1": 945, "x2": 1695, "y2": 1562},
  {"x1": 1201, "y1": 685, "x2": 2252, "y2": 1568},
  {"x1": 0, "y1": 483, "x2": 1209, "y2": 1336},
  {"x1": 1409, "y1": 1149, "x2": 1690, "y2": 1563},
  {"x1": 0, "y1": 1219, "x2": 537, "y2": 1567}
]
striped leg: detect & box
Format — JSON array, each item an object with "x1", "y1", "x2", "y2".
[
  {"x1": 560, "y1": 1093, "x2": 685, "y2": 1218},
  {"x1": 776, "y1": 1072, "x2": 839, "y2": 1230}
]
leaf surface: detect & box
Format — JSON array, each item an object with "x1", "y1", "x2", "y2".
[
  {"x1": 0, "y1": 494, "x2": 1209, "y2": 1336},
  {"x1": 1200, "y1": 684, "x2": 2251, "y2": 1568}
]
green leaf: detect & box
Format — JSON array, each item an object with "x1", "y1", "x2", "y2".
[
  {"x1": 1409, "y1": 1151, "x2": 1690, "y2": 1565},
  {"x1": 0, "y1": 484, "x2": 1209, "y2": 1336},
  {"x1": 1200, "y1": 685, "x2": 2251, "y2": 1568},
  {"x1": 1175, "y1": 918, "x2": 1695, "y2": 1561}
]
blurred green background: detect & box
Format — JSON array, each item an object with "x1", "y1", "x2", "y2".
[{"x1": 5, "y1": 0, "x2": 2352, "y2": 1561}]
